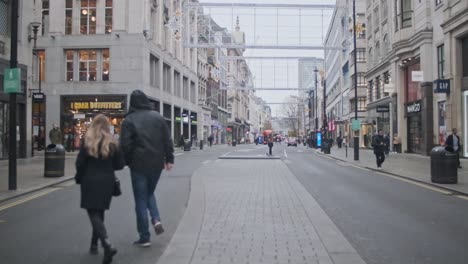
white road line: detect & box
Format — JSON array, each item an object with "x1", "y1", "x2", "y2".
[
  {"x1": 174, "y1": 153, "x2": 184, "y2": 156},
  {"x1": 283, "y1": 149, "x2": 288, "y2": 158},
  {"x1": 202, "y1": 160, "x2": 212, "y2": 164},
  {"x1": 0, "y1": 187, "x2": 61, "y2": 212},
  {"x1": 375, "y1": 172, "x2": 453, "y2": 195},
  {"x1": 455, "y1": 195, "x2": 468, "y2": 201}
]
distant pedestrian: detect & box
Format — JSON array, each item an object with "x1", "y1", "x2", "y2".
[
  {"x1": 121, "y1": 90, "x2": 175, "y2": 247},
  {"x1": 267, "y1": 138, "x2": 274, "y2": 156},
  {"x1": 75, "y1": 114, "x2": 125, "y2": 264},
  {"x1": 384, "y1": 134, "x2": 390, "y2": 156},
  {"x1": 49, "y1": 123, "x2": 62, "y2": 145},
  {"x1": 393, "y1": 134, "x2": 401, "y2": 153},
  {"x1": 337, "y1": 136, "x2": 343, "y2": 148},
  {"x1": 208, "y1": 134, "x2": 214, "y2": 147},
  {"x1": 372, "y1": 130, "x2": 386, "y2": 169},
  {"x1": 179, "y1": 135, "x2": 185, "y2": 149},
  {"x1": 445, "y1": 128, "x2": 462, "y2": 169}
]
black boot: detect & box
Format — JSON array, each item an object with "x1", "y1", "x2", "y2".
[
  {"x1": 89, "y1": 234, "x2": 99, "y2": 255},
  {"x1": 102, "y1": 239, "x2": 117, "y2": 264}
]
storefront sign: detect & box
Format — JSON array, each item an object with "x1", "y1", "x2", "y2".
[
  {"x1": 32, "y1": 93, "x2": 45, "y2": 102},
  {"x1": 352, "y1": 119, "x2": 361, "y2": 131},
  {"x1": 74, "y1": 114, "x2": 86, "y2": 119},
  {"x1": 4, "y1": 68, "x2": 21, "y2": 93},
  {"x1": 411, "y1": 71, "x2": 424, "y2": 82},
  {"x1": 175, "y1": 117, "x2": 182, "y2": 122},
  {"x1": 376, "y1": 105, "x2": 389, "y2": 113},
  {"x1": 191, "y1": 120, "x2": 198, "y2": 125},
  {"x1": 433, "y1": 79, "x2": 450, "y2": 94},
  {"x1": 406, "y1": 101, "x2": 421, "y2": 114},
  {"x1": 70, "y1": 102, "x2": 122, "y2": 110}
]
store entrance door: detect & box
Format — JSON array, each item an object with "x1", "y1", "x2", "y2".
[{"x1": 408, "y1": 114, "x2": 422, "y2": 154}]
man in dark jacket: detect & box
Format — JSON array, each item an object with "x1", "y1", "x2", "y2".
[
  {"x1": 445, "y1": 128, "x2": 462, "y2": 169},
  {"x1": 120, "y1": 90, "x2": 174, "y2": 247},
  {"x1": 372, "y1": 130, "x2": 386, "y2": 169}
]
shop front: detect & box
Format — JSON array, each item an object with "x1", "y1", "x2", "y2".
[
  {"x1": 61, "y1": 95, "x2": 127, "y2": 150},
  {"x1": 406, "y1": 100, "x2": 422, "y2": 154},
  {"x1": 32, "y1": 93, "x2": 46, "y2": 152},
  {"x1": 190, "y1": 112, "x2": 198, "y2": 139}
]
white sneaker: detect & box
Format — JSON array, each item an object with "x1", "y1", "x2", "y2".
[{"x1": 154, "y1": 221, "x2": 164, "y2": 235}]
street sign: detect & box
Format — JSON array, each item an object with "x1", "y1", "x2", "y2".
[
  {"x1": 433, "y1": 79, "x2": 450, "y2": 94},
  {"x1": 376, "y1": 105, "x2": 389, "y2": 113},
  {"x1": 412, "y1": 71, "x2": 424, "y2": 82},
  {"x1": 406, "y1": 101, "x2": 422, "y2": 114},
  {"x1": 3, "y1": 68, "x2": 21, "y2": 93},
  {"x1": 352, "y1": 119, "x2": 360, "y2": 131}
]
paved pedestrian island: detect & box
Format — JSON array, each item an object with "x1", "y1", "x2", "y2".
[{"x1": 157, "y1": 159, "x2": 366, "y2": 264}]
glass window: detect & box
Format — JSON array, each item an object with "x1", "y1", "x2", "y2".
[
  {"x1": 81, "y1": 0, "x2": 97, "y2": 34},
  {"x1": 42, "y1": 0, "x2": 49, "y2": 35},
  {"x1": 382, "y1": 0, "x2": 388, "y2": 20},
  {"x1": 65, "y1": 0, "x2": 73, "y2": 35},
  {"x1": 66, "y1": 50, "x2": 74, "y2": 81},
  {"x1": 401, "y1": 0, "x2": 412, "y2": 28},
  {"x1": 376, "y1": 76, "x2": 382, "y2": 99},
  {"x1": 102, "y1": 49, "x2": 110, "y2": 81},
  {"x1": 368, "y1": 80, "x2": 374, "y2": 102},
  {"x1": 437, "y1": 45, "x2": 445, "y2": 79},
  {"x1": 79, "y1": 50, "x2": 97, "y2": 81},
  {"x1": 0, "y1": 0, "x2": 9, "y2": 36},
  {"x1": 105, "y1": 0, "x2": 113, "y2": 34},
  {"x1": 38, "y1": 50, "x2": 46, "y2": 81},
  {"x1": 435, "y1": 0, "x2": 442, "y2": 6}
]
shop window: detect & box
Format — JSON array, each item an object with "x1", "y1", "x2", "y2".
[
  {"x1": 183, "y1": 77, "x2": 189, "y2": 100},
  {"x1": 42, "y1": 0, "x2": 49, "y2": 35},
  {"x1": 190, "y1": 81, "x2": 196, "y2": 104},
  {"x1": 80, "y1": 0, "x2": 97, "y2": 35},
  {"x1": 0, "y1": 0, "x2": 9, "y2": 36},
  {"x1": 368, "y1": 80, "x2": 374, "y2": 102},
  {"x1": 66, "y1": 49, "x2": 109, "y2": 82},
  {"x1": 406, "y1": 63, "x2": 421, "y2": 102},
  {"x1": 463, "y1": 38, "x2": 468, "y2": 78},
  {"x1": 437, "y1": 44, "x2": 445, "y2": 79},
  {"x1": 38, "y1": 50, "x2": 46, "y2": 81},
  {"x1": 105, "y1": 0, "x2": 112, "y2": 34},
  {"x1": 174, "y1": 71, "x2": 181, "y2": 97},
  {"x1": 376, "y1": 76, "x2": 382, "y2": 99},
  {"x1": 65, "y1": 0, "x2": 72, "y2": 35}
]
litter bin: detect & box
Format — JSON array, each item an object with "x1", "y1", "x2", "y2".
[
  {"x1": 44, "y1": 144, "x2": 65, "y2": 177},
  {"x1": 199, "y1": 140, "x2": 204, "y2": 150},
  {"x1": 431, "y1": 146, "x2": 458, "y2": 183},
  {"x1": 184, "y1": 140, "x2": 191, "y2": 151},
  {"x1": 322, "y1": 141, "x2": 330, "y2": 154},
  {"x1": 232, "y1": 140, "x2": 237, "y2": 147}
]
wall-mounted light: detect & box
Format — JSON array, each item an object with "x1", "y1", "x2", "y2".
[{"x1": 28, "y1": 21, "x2": 41, "y2": 43}]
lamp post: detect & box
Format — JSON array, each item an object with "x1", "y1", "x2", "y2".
[
  {"x1": 28, "y1": 21, "x2": 42, "y2": 157},
  {"x1": 353, "y1": 0, "x2": 360, "y2": 161},
  {"x1": 314, "y1": 67, "x2": 319, "y2": 133},
  {"x1": 8, "y1": 0, "x2": 19, "y2": 190},
  {"x1": 320, "y1": 70, "x2": 327, "y2": 141}
]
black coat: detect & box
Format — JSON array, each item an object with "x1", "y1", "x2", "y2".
[
  {"x1": 445, "y1": 134, "x2": 461, "y2": 152},
  {"x1": 75, "y1": 144, "x2": 125, "y2": 210},
  {"x1": 120, "y1": 90, "x2": 175, "y2": 174},
  {"x1": 373, "y1": 135, "x2": 386, "y2": 153}
]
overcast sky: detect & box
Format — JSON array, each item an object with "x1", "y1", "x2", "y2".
[{"x1": 198, "y1": 0, "x2": 335, "y2": 116}]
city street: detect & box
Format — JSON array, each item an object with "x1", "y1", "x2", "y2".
[{"x1": 2, "y1": 144, "x2": 467, "y2": 264}]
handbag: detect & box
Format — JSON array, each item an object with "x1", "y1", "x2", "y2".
[{"x1": 113, "y1": 177, "x2": 122, "y2": 197}]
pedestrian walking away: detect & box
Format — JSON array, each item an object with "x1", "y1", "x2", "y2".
[
  {"x1": 384, "y1": 134, "x2": 390, "y2": 156},
  {"x1": 393, "y1": 134, "x2": 401, "y2": 153},
  {"x1": 445, "y1": 128, "x2": 462, "y2": 169},
  {"x1": 267, "y1": 138, "x2": 274, "y2": 156},
  {"x1": 121, "y1": 90, "x2": 175, "y2": 247},
  {"x1": 372, "y1": 130, "x2": 387, "y2": 169},
  {"x1": 49, "y1": 123, "x2": 63, "y2": 145},
  {"x1": 75, "y1": 114, "x2": 125, "y2": 264}
]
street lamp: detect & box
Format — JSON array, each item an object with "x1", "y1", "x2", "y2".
[
  {"x1": 314, "y1": 67, "x2": 319, "y2": 133},
  {"x1": 353, "y1": 0, "x2": 360, "y2": 161}
]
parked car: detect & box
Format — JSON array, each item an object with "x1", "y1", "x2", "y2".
[{"x1": 287, "y1": 137, "x2": 298, "y2": 147}]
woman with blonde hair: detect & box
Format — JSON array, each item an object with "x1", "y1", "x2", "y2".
[{"x1": 75, "y1": 114, "x2": 124, "y2": 264}]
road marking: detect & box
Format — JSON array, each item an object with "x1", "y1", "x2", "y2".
[
  {"x1": 375, "y1": 172, "x2": 453, "y2": 195},
  {"x1": 56, "y1": 181, "x2": 75, "y2": 187},
  {"x1": 174, "y1": 153, "x2": 184, "y2": 156},
  {"x1": 455, "y1": 195, "x2": 468, "y2": 201},
  {"x1": 0, "y1": 187, "x2": 61, "y2": 212},
  {"x1": 283, "y1": 149, "x2": 288, "y2": 158},
  {"x1": 202, "y1": 160, "x2": 212, "y2": 164}
]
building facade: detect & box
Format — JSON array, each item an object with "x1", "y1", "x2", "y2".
[
  {"x1": 324, "y1": 0, "x2": 368, "y2": 145},
  {"x1": 298, "y1": 58, "x2": 324, "y2": 135},
  {"x1": 34, "y1": 0, "x2": 199, "y2": 150}
]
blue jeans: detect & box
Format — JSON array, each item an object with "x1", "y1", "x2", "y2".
[{"x1": 130, "y1": 170, "x2": 162, "y2": 242}]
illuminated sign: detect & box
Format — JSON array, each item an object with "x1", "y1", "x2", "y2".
[
  {"x1": 317, "y1": 132, "x2": 322, "y2": 147},
  {"x1": 71, "y1": 102, "x2": 122, "y2": 110}
]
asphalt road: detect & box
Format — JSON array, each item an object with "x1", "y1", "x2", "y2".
[
  {"x1": 278, "y1": 143, "x2": 468, "y2": 264},
  {"x1": 0, "y1": 145, "x2": 229, "y2": 264},
  {"x1": 2, "y1": 143, "x2": 468, "y2": 264}
]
